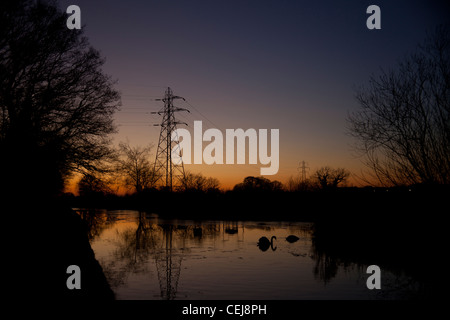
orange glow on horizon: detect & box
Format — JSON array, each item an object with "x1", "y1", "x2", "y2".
[{"x1": 64, "y1": 163, "x2": 364, "y2": 196}]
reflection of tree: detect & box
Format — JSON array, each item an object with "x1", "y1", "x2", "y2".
[
  {"x1": 310, "y1": 222, "x2": 361, "y2": 285},
  {"x1": 76, "y1": 209, "x2": 117, "y2": 241},
  {"x1": 310, "y1": 221, "x2": 424, "y2": 298},
  {"x1": 287, "y1": 223, "x2": 313, "y2": 237},
  {"x1": 135, "y1": 211, "x2": 158, "y2": 252},
  {"x1": 224, "y1": 221, "x2": 239, "y2": 235},
  {"x1": 95, "y1": 212, "x2": 224, "y2": 299},
  {"x1": 311, "y1": 252, "x2": 339, "y2": 284},
  {"x1": 102, "y1": 212, "x2": 159, "y2": 289}
]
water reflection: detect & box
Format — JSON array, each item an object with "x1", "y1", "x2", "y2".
[
  {"x1": 257, "y1": 236, "x2": 277, "y2": 252},
  {"x1": 286, "y1": 235, "x2": 300, "y2": 243},
  {"x1": 155, "y1": 225, "x2": 182, "y2": 299},
  {"x1": 75, "y1": 209, "x2": 418, "y2": 300},
  {"x1": 77, "y1": 208, "x2": 118, "y2": 241}
]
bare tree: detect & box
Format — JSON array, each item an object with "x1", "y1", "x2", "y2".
[
  {"x1": 314, "y1": 166, "x2": 350, "y2": 190},
  {"x1": 286, "y1": 175, "x2": 315, "y2": 192},
  {"x1": 204, "y1": 176, "x2": 221, "y2": 192},
  {"x1": 77, "y1": 173, "x2": 112, "y2": 198},
  {"x1": 0, "y1": 0, "x2": 120, "y2": 196},
  {"x1": 348, "y1": 26, "x2": 450, "y2": 186},
  {"x1": 116, "y1": 141, "x2": 157, "y2": 193},
  {"x1": 179, "y1": 171, "x2": 220, "y2": 192}
]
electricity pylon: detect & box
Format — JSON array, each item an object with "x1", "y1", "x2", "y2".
[
  {"x1": 152, "y1": 87, "x2": 189, "y2": 190},
  {"x1": 298, "y1": 160, "x2": 310, "y2": 183}
]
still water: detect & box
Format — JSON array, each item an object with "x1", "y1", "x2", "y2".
[{"x1": 80, "y1": 209, "x2": 411, "y2": 300}]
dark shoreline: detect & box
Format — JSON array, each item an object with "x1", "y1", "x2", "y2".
[{"x1": 8, "y1": 203, "x2": 115, "y2": 300}]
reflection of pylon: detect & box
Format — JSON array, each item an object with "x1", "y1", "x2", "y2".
[
  {"x1": 152, "y1": 87, "x2": 189, "y2": 190},
  {"x1": 154, "y1": 225, "x2": 182, "y2": 300}
]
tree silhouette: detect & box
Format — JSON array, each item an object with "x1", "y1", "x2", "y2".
[
  {"x1": 314, "y1": 166, "x2": 350, "y2": 190},
  {"x1": 0, "y1": 0, "x2": 120, "y2": 197},
  {"x1": 233, "y1": 176, "x2": 284, "y2": 192},
  {"x1": 115, "y1": 141, "x2": 157, "y2": 193},
  {"x1": 179, "y1": 171, "x2": 220, "y2": 192},
  {"x1": 286, "y1": 175, "x2": 314, "y2": 192},
  {"x1": 348, "y1": 26, "x2": 450, "y2": 186},
  {"x1": 77, "y1": 173, "x2": 112, "y2": 198}
]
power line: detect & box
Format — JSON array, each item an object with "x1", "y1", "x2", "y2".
[
  {"x1": 116, "y1": 121, "x2": 149, "y2": 124},
  {"x1": 116, "y1": 112, "x2": 150, "y2": 115},
  {"x1": 183, "y1": 100, "x2": 219, "y2": 129},
  {"x1": 122, "y1": 94, "x2": 162, "y2": 98},
  {"x1": 117, "y1": 124, "x2": 152, "y2": 127}
]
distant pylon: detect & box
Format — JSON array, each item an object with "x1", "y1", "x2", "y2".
[
  {"x1": 152, "y1": 87, "x2": 189, "y2": 190},
  {"x1": 298, "y1": 160, "x2": 310, "y2": 183}
]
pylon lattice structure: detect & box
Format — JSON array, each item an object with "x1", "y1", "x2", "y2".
[
  {"x1": 154, "y1": 226, "x2": 182, "y2": 300},
  {"x1": 298, "y1": 160, "x2": 310, "y2": 182},
  {"x1": 152, "y1": 87, "x2": 189, "y2": 190}
]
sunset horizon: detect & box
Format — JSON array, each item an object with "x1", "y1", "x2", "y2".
[
  {"x1": 54, "y1": 0, "x2": 449, "y2": 194},
  {"x1": 3, "y1": 0, "x2": 448, "y2": 306}
]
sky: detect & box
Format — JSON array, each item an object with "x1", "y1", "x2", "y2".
[{"x1": 58, "y1": 0, "x2": 449, "y2": 190}]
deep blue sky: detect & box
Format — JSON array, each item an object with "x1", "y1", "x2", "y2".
[{"x1": 60, "y1": 0, "x2": 449, "y2": 188}]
